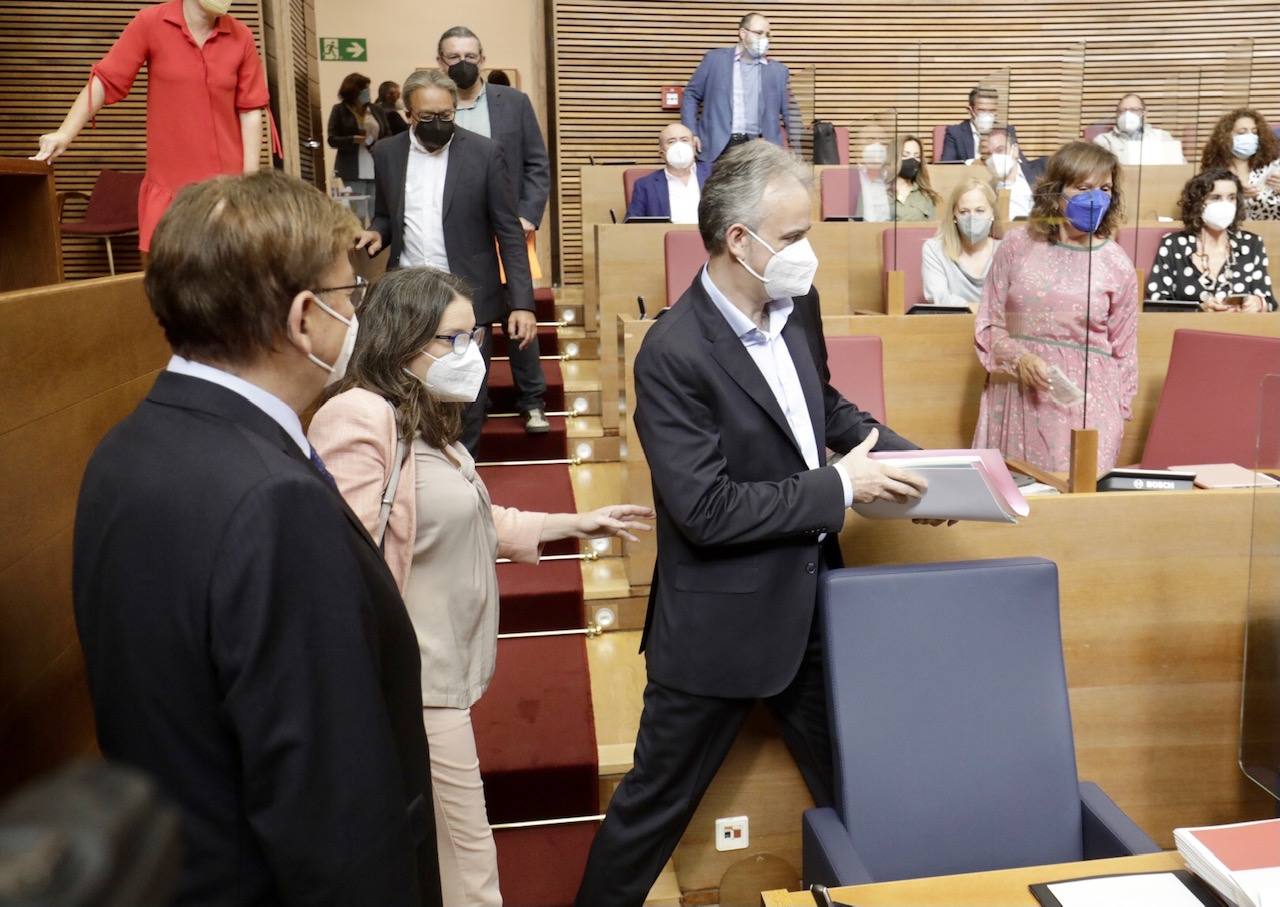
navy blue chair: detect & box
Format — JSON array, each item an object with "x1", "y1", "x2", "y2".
[{"x1": 804, "y1": 557, "x2": 1159, "y2": 887}]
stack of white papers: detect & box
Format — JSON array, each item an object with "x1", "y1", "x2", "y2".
[
  {"x1": 849, "y1": 449, "x2": 1030, "y2": 524},
  {"x1": 1175, "y1": 818, "x2": 1280, "y2": 907}
]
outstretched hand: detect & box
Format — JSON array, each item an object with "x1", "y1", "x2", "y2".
[
  {"x1": 837, "y1": 429, "x2": 928, "y2": 505},
  {"x1": 572, "y1": 505, "x2": 655, "y2": 544}
]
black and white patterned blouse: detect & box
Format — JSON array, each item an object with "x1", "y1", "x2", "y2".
[
  {"x1": 1244, "y1": 161, "x2": 1280, "y2": 221},
  {"x1": 1146, "y1": 229, "x2": 1277, "y2": 311}
]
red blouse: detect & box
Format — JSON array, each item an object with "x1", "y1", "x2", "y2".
[{"x1": 92, "y1": 0, "x2": 281, "y2": 249}]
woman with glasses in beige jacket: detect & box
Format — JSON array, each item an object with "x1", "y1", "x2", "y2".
[{"x1": 309, "y1": 267, "x2": 651, "y2": 906}]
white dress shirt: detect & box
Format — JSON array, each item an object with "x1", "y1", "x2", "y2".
[
  {"x1": 1093, "y1": 126, "x2": 1186, "y2": 166},
  {"x1": 400, "y1": 132, "x2": 450, "y2": 270},
  {"x1": 165, "y1": 355, "x2": 310, "y2": 455},
  {"x1": 999, "y1": 165, "x2": 1034, "y2": 219},
  {"x1": 700, "y1": 268, "x2": 853, "y2": 509},
  {"x1": 730, "y1": 48, "x2": 765, "y2": 136},
  {"x1": 665, "y1": 168, "x2": 701, "y2": 224}
]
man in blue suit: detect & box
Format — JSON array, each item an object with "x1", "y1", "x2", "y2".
[
  {"x1": 625, "y1": 123, "x2": 714, "y2": 222},
  {"x1": 941, "y1": 86, "x2": 1017, "y2": 162},
  {"x1": 681, "y1": 11, "x2": 800, "y2": 162}
]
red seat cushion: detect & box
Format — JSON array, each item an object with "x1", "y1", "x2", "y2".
[
  {"x1": 1141, "y1": 329, "x2": 1280, "y2": 468},
  {"x1": 820, "y1": 168, "x2": 861, "y2": 220},
  {"x1": 663, "y1": 230, "x2": 708, "y2": 307},
  {"x1": 880, "y1": 225, "x2": 936, "y2": 309},
  {"x1": 834, "y1": 125, "x2": 851, "y2": 165},
  {"x1": 932, "y1": 124, "x2": 947, "y2": 163},
  {"x1": 623, "y1": 168, "x2": 657, "y2": 207},
  {"x1": 825, "y1": 336, "x2": 887, "y2": 423},
  {"x1": 1113, "y1": 225, "x2": 1176, "y2": 274}
]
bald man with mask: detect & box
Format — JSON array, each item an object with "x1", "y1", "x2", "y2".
[{"x1": 625, "y1": 123, "x2": 714, "y2": 223}]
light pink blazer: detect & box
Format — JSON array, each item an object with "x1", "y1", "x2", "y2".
[{"x1": 308, "y1": 387, "x2": 543, "y2": 594}]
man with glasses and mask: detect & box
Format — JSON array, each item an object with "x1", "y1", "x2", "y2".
[
  {"x1": 574, "y1": 140, "x2": 939, "y2": 907},
  {"x1": 357, "y1": 67, "x2": 536, "y2": 452},
  {"x1": 681, "y1": 11, "x2": 801, "y2": 162},
  {"x1": 1093, "y1": 93, "x2": 1185, "y2": 165},
  {"x1": 73, "y1": 171, "x2": 442, "y2": 906},
  {"x1": 435, "y1": 25, "x2": 552, "y2": 435}
]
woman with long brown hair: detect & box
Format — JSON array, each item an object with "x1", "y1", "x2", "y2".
[
  {"x1": 309, "y1": 267, "x2": 650, "y2": 906},
  {"x1": 972, "y1": 141, "x2": 1139, "y2": 473},
  {"x1": 890, "y1": 134, "x2": 940, "y2": 221},
  {"x1": 1200, "y1": 107, "x2": 1280, "y2": 221}
]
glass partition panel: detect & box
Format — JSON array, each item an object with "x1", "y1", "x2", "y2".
[
  {"x1": 788, "y1": 62, "x2": 817, "y2": 164},
  {"x1": 1242, "y1": 373, "x2": 1280, "y2": 800},
  {"x1": 973, "y1": 184, "x2": 1130, "y2": 486}
]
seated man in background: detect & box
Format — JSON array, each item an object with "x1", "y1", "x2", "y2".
[
  {"x1": 941, "y1": 86, "x2": 1017, "y2": 162},
  {"x1": 625, "y1": 122, "x2": 713, "y2": 223},
  {"x1": 984, "y1": 127, "x2": 1046, "y2": 219},
  {"x1": 1146, "y1": 168, "x2": 1276, "y2": 311},
  {"x1": 73, "y1": 171, "x2": 441, "y2": 906},
  {"x1": 1093, "y1": 93, "x2": 1185, "y2": 165},
  {"x1": 574, "y1": 140, "x2": 934, "y2": 906},
  {"x1": 681, "y1": 10, "x2": 800, "y2": 162},
  {"x1": 358, "y1": 67, "x2": 537, "y2": 452}
]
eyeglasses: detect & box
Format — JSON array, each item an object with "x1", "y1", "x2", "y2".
[
  {"x1": 741, "y1": 26, "x2": 769, "y2": 37},
  {"x1": 432, "y1": 327, "x2": 486, "y2": 355},
  {"x1": 313, "y1": 275, "x2": 369, "y2": 311},
  {"x1": 411, "y1": 111, "x2": 455, "y2": 125},
  {"x1": 441, "y1": 53, "x2": 481, "y2": 65}
]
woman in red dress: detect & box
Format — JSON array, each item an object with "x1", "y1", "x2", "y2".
[{"x1": 32, "y1": 0, "x2": 281, "y2": 251}]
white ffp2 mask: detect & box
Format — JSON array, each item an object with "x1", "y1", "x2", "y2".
[
  {"x1": 404, "y1": 342, "x2": 486, "y2": 403},
  {"x1": 307, "y1": 298, "x2": 357, "y2": 387},
  {"x1": 737, "y1": 228, "x2": 819, "y2": 300},
  {"x1": 665, "y1": 142, "x2": 695, "y2": 169},
  {"x1": 1202, "y1": 200, "x2": 1237, "y2": 231}
]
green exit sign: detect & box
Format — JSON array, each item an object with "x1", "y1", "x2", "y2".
[{"x1": 320, "y1": 37, "x2": 367, "y2": 62}]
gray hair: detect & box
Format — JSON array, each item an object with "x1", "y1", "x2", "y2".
[
  {"x1": 402, "y1": 68, "x2": 457, "y2": 112},
  {"x1": 698, "y1": 141, "x2": 812, "y2": 255},
  {"x1": 438, "y1": 25, "x2": 483, "y2": 59}
]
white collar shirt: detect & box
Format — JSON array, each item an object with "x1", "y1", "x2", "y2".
[
  {"x1": 400, "y1": 131, "x2": 451, "y2": 271},
  {"x1": 665, "y1": 167, "x2": 701, "y2": 224},
  {"x1": 999, "y1": 164, "x2": 1034, "y2": 219},
  {"x1": 700, "y1": 267, "x2": 853, "y2": 518},
  {"x1": 731, "y1": 47, "x2": 766, "y2": 136},
  {"x1": 165, "y1": 355, "x2": 310, "y2": 456}
]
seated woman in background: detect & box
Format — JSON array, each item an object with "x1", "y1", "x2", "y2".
[
  {"x1": 922, "y1": 177, "x2": 1001, "y2": 310},
  {"x1": 891, "y1": 135, "x2": 940, "y2": 221},
  {"x1": 309, "y1": 268, "x2": 651, "y2": 907},
  {"x1": 1201, "y1": 108, "x2": 1280, "y2": 221},
  {"x1": 973, "y1": 141, "x2": 1138, "y2": 474},
  {"x1": 1146, "y1": 168, "x2": 1277, "y2": 311}
]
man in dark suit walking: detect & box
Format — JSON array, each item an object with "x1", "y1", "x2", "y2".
[
  {"x1": 73, "y1": 171, "x2": 442, "y2": 906},
  {"x1": 357, "y1": 67, "x2": 536, "y2": 453},
  {"x1": 681, "y1": 11, "x2": 801, "y2": 162},
  {"x1": 574, "y1": 141, "x2": 935, "y2": 906},
  {"x1": 437, "y1": 25, "x2": 553, "y2": 434}
]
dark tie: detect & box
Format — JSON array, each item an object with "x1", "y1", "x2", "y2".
[{"x1": 309, "y1": 446, "x2": 339, "y2": 491}]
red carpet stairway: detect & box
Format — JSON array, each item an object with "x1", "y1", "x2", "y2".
[{"x1": 471, "y1": 288, "x2": 602, "y2": 906}]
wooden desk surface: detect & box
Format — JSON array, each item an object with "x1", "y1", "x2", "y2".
[{"x1": 760, "y1": 851, "x2": 1185, "y2": 906}]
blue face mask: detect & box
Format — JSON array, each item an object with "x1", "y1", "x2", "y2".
[
  {"x1": 1233, "y1": 133, "x2": 1259, "y2": 160},
  {"x1": 1063, "y1": 188, "x2": 1111, "y2": 234}
]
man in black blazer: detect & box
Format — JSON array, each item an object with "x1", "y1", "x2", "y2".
[
  {"x1": 73, "y1": 172, "x2": 441, "y2": 906},
  {"x1": 941, "y1": 85, "x2": 1018, "y2": 162},
  {"x1": 574, "y1": 142, "x2": 933, "y2": 906},
  {"x1": 438, "y1": 25, "x2": 553, "y2": 433},
  {"x1": 358, "y1": 66, "x2": 536, "y2": 452}
]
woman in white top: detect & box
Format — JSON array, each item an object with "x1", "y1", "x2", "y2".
[
  {"x1": 310, "y1": 267, "x2": 651, "y2": 907},
  {"x1": 921, "y1": 177, "x2": 1001, "y2": 310}
]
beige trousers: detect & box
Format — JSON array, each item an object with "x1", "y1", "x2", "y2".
[{"x1": 422, "y1": 706, "x2": 502, "y2": 907}]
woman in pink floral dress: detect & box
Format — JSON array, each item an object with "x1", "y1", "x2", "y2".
[{"x1": 973, "y1": 141, "x2": 1138, "y2": 474}]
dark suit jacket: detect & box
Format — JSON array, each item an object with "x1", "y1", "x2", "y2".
[
  {"x1": 375, "y1": 101, "x2": 410, "y2": 136},
  {"x1": 485, "y1": 82, "x2": 551, "y2": 228},
  {"x1": 681, "y1": 46, "x2": 800, "y2": 162},
  {"x1": 941, "y1": 121, "x2": 1019, "y2": 162},
  {"x1": 634, "y1": 275, "x2": 916, "y2": 699},
  {"x1": 625, "y1": 162, "x2": 713, "y2": 220},
  {"x1": 327, "y1": 102, "x2": 388, "y2": 181},
  {"x1": 370, "y1": 126, "x2": 533, "y2": 323},
  {"x1": 1019, "y1": 155, "x2": 1048, "y2": 187},
  {"x1": 72, "y1": 372, "x2": 442, "y2": 907}
]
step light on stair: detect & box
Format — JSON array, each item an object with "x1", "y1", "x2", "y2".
[{"x1": 490, "y1": 814, "x2": 605, "y2": 831}]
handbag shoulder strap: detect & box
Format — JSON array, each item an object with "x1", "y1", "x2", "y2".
[{"x1": 374, "y1": 400, "x2": 407, "y2": 550}]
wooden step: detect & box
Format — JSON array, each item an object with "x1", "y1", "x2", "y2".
[{"x1": 587, "y1": 629, "x2": 645, "y2": 777}]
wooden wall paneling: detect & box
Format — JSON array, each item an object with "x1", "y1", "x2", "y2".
[
  {"x1": 551, "y1": 1, "x2": 1280, "y2": 285},
  {"x1": 0, "y1": 2, "x2": 275, "y2": 280},
  {"x1": 0, "y1": 274, "x2": 168, "y2": 795}
]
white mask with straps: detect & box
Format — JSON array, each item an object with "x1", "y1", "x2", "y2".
[
  {"x1": 736, "y1": 227, "x2": 819, "y2": 300},
  {"x1": 403, "y1": 341, "x2": 486, "y2": 403},
  {"x1": 307, "y1": 297, "x2": 358, "y2": 386}
]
